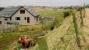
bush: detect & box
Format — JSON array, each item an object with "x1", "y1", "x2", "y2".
[{"x1": 63, "y1": 11, "x2": 70, "y2": 18}]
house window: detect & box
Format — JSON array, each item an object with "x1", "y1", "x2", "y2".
[
  {"x1": 27, "y1": 17, "x2": 30, "y2": 23},
  {"x1": 5, "y1": 18, "x2": 8, "y2": 21},
  {"x1": 24, "y1": 17, "x2": 26, "y2": 20},
  {"x1": 24, "y1": 17, "x2": 30, "y2": 23},
  {"x1": 16, "y1": 17, "x2": 20, "y2": 20},
  {"x1": 0, "y1": 21, "x2": 2, "y2": 24},
  {"x1": 20, "y1": 10, "x2": 25, "y2": 14}
]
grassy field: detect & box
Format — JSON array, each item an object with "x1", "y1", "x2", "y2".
[
  {"x1": 0, "y1": 9, "x2": 73, "y2": 50},
  {"x1": 0, "y1": 32, "x2": 19, "y2": 50},
  {"x1": 0, "y1": 8, "x2": 72, "y2": 50},
  {"x1": 39, "y1": 8, "x2": 89, "y2": 50},
  {"x1": 36, "y1": 8, "x2": 65, "y2": 27},
  {"x1": 0, "y1": 24, "x2": 44, "y2": 50}
]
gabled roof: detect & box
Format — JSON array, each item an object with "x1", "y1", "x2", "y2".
[{"x1": 0, "y1": 6, "x2": 38, "y2": 17}]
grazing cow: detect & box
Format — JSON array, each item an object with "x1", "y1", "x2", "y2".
[{"x1": 18, "y1": 35, "x2": 36, "y2": 49}]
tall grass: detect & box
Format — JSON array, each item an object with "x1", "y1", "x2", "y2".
[
  {"x1": 0, "y1": 25, "x2": 45, "y2": 50},
  {"x1": 80, "y1": 0, "x2": 86, "y2": 26},
  {"x1": 80, "y1": 7, "x2": 84, "y2": 26},
  {"x1": 72, "y1": 11, "x2": 81, "y2": 49},
  {"x1": 37, "y1": 37, "x2": 48, "y2": 50}
]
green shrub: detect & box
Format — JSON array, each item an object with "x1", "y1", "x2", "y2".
[
  {"x1": 38, "y1": 9, "x2": 64, "y2": 27},
  {"x1": 63, "y1": 10, "x2": 71, "y2": 18}
]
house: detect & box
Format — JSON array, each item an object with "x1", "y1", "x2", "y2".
[{"x1": 0, "y1": 6, "x2": 39, "y2": 27}]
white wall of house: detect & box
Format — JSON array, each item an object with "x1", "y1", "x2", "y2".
[
  {"x1": 0, "y1": 17, "x2": 7, "y2": 29},
  {"x1": 0, "y1": 17, "x2": 5, "y2": 26},
  {"x1": 11, "y1": 8, "x2": 37, "y2": 25},
  {"x1": 0, "y1": 17, "x2": 13, "y2": 29}
]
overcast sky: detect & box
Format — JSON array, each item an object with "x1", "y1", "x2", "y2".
[{"x1": 0, "y1": 0, "x2": 89, "y2": 7}]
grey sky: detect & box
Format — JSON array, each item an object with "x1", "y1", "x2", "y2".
[{"x1": 0, "y1": 0, "x2": 89, "y2": 7}]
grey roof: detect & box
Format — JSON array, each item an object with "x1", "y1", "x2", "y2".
[{"x1": 0, "y1": 6, "x2": 38, "y2": 17}]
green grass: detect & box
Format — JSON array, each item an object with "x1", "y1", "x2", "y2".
[
  {"x1": 0, "y1": 25, "x2": 45, "y2": 50},
  {"x1": 37, "y1": 37, "x2": 48, "y2": 50},
  {"x1": 0, "y1": 32, "x2": 19, "y2": 50},
  {"x1": 38, "y1": 9, "x2": 63, "y2": 17},
  {"x1": 72, "y1": 12, "x2": 81, "y2": 49},
  {"x1": 37, "y1": 9, "x2": 64, "y2": 27},
  {"x1": 0, "y1": 8, "x2": 69, "y2": 50}
]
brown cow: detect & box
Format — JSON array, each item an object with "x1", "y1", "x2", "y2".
[{"x1": 18, "y1": 35, "x2": 36, "y2": 49}]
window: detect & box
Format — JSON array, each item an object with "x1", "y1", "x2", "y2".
[
  {"x1": 20, "y1": 10, "x2": 25, "y2": 14},
  {"x1": 0, "y1": 21, "x2": 2, "y2": 24},
  {"x1": 24, "y1": 17, "x2": 26, "y2": 20},
  {"x1": 5, "y1": 18, "x2": 8, "y2": 21},
  {"x1": 24, "y1": 17, "x2": 30, "y2": 23},
  {"x1": 16, "y1": 17, "x2": 20, "y2": 20},
  {"x1": 27, "y1": 17, "x2": 30, "y2": 23}
]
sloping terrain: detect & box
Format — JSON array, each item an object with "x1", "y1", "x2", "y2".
[
  {"x1": 82, "y1": 8, "x2": 89, "y2": 46},
  {"x1": 46, "y1": 8, "x2": 89, "y2": 50},
  {"x1": 46, "y1": 16, "x2": 79, "y2": 50}
]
